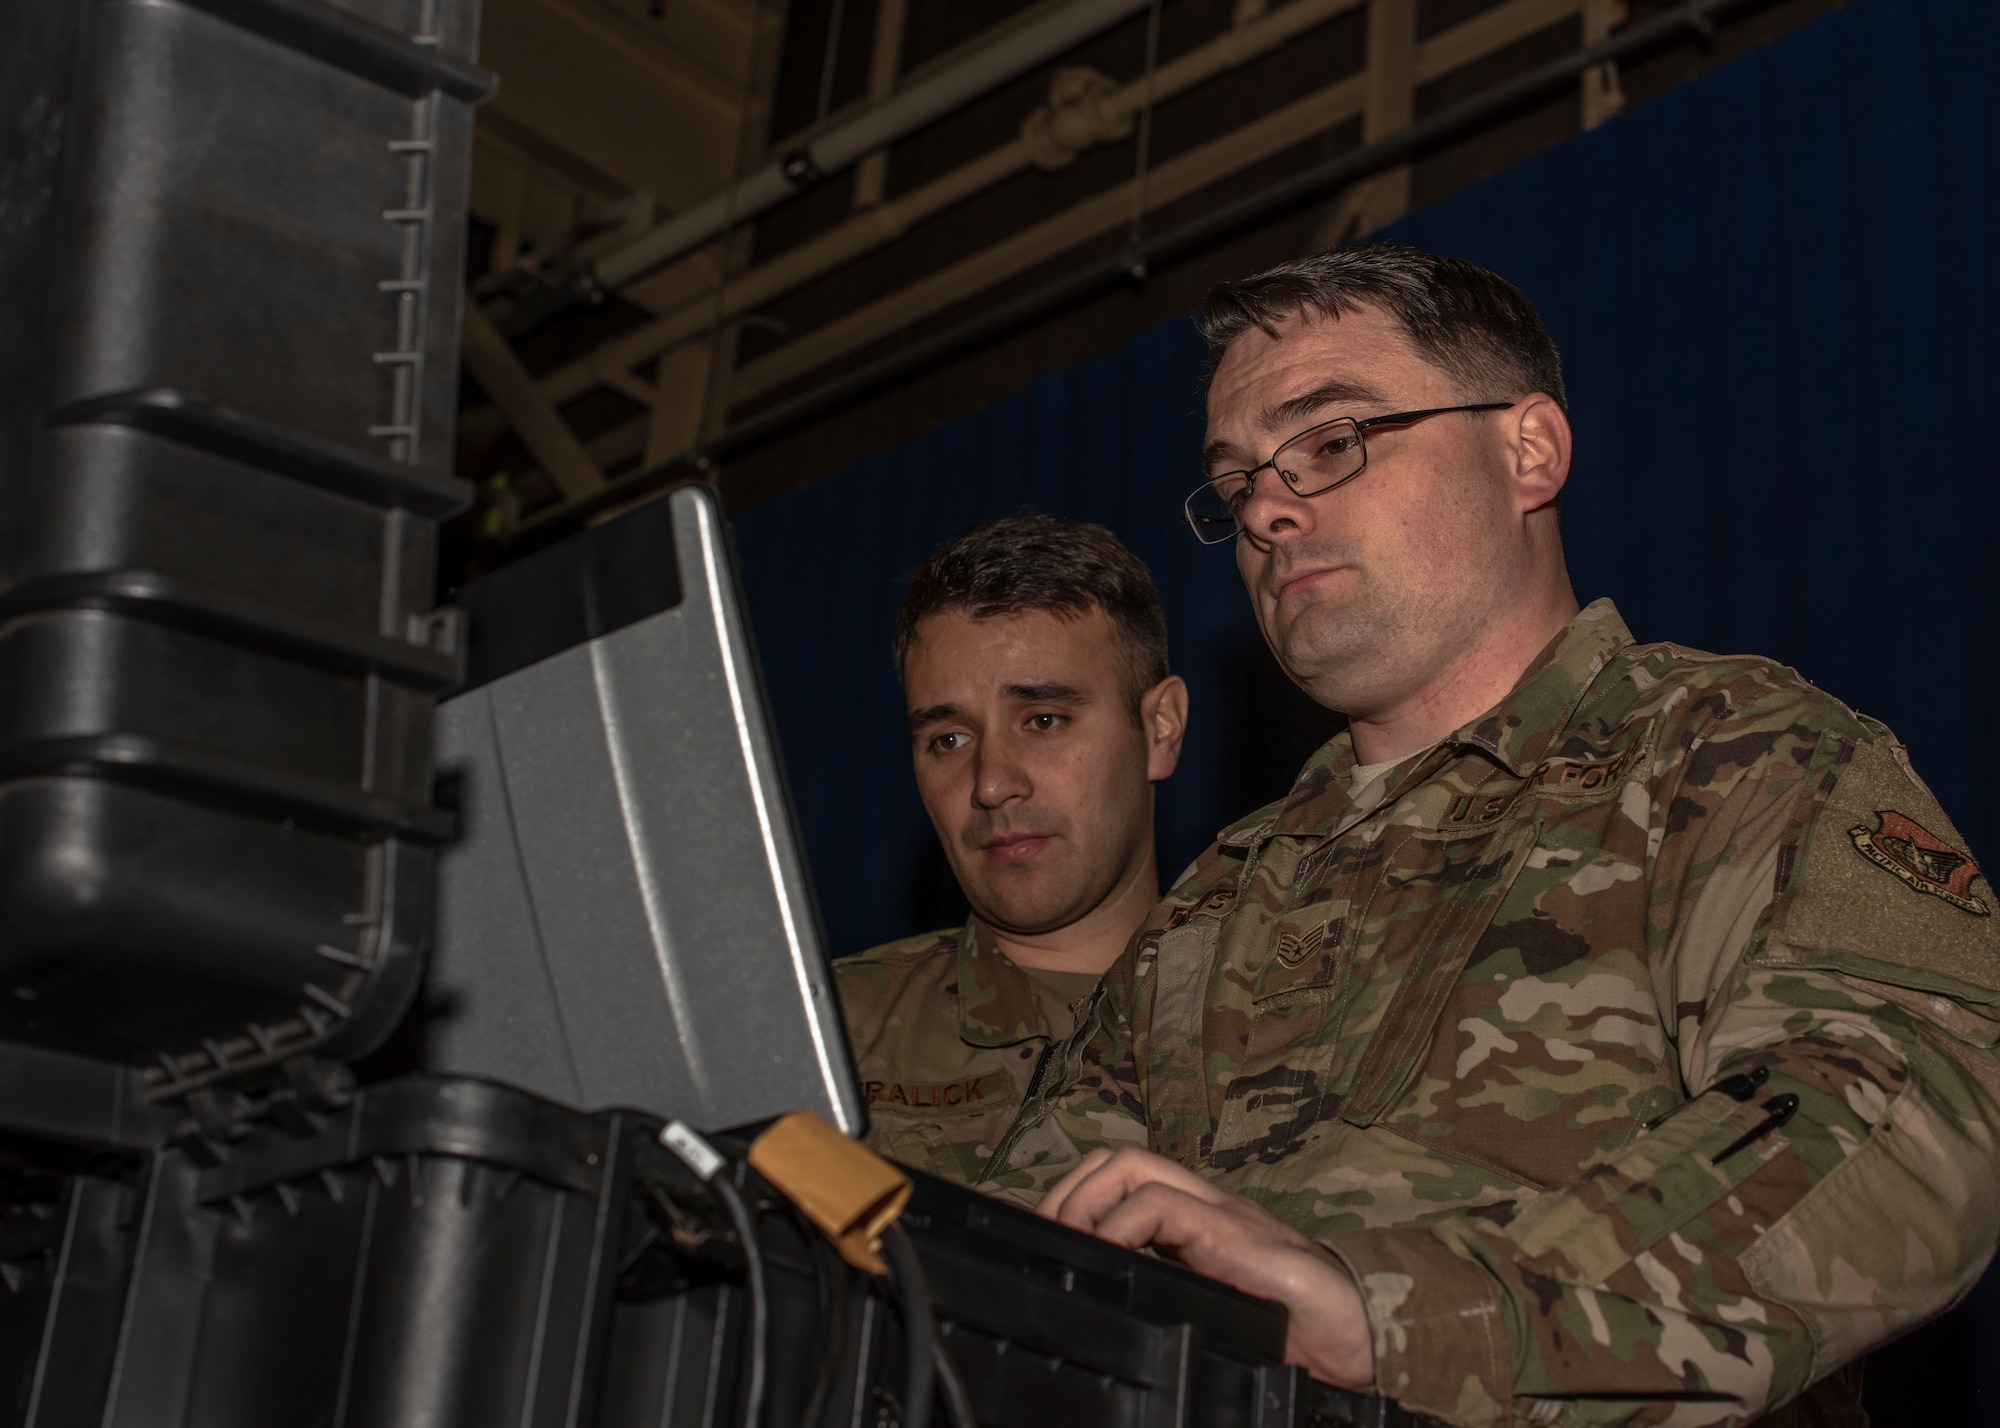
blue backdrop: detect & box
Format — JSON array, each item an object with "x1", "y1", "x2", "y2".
[{"x1": 734, "y1": 0, "x2": 1999, "y2": 1410}]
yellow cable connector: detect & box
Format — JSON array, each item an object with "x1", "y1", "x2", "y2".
[{"x1": 746, "y1": 1111, "x2": 912, "y2": 1275}]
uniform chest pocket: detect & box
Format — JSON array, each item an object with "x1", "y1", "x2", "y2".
[{"x1": 1208, "y1": 821, "x2": 1535, "y2": 1163}]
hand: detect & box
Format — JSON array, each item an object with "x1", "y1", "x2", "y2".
[{"x1": 1037, "y1": 1147, "x2": 1377, "y2": 1390}]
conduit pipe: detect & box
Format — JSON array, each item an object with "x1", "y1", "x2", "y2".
[
  {"x1": 729, "y1": 72, "x2": 1371, "y2": 404},
  {"x1": 501, "y1": 0, "x2": 1752, "y2": 543},
  {"x1": 596, "y1": 0, "x2": 1157, "y2": 292},
  {"x1": 510, "y1": 0, "x2": 1369, "y2": 418},
  {"x1": 562, "y1": 71, "x2": 1369, "y2": 475}
]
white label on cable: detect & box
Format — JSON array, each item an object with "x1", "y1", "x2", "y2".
[{"x1": 660, "y1": 1120, "x2": 726, "y2": 1182}]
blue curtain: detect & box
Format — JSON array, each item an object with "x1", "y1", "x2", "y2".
[{"x1": 735, "y1": 0, "x2": 1998, "y2": 1407}]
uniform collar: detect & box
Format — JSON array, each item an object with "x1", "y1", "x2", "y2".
[
  {"x1": 1230, "y1": 599, "x2": 1634, "y2": 845},
  {"x1": 954, "y1": 915, "x2": 1062, "y2": 1047},
  {"x1": 1448, "y1": 598, "x2": 1633, "y2": 777}
]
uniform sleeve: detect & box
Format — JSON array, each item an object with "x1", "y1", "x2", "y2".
[{"x1": 1323, "y1": 716, "x2": 2000, "y2": 1427}]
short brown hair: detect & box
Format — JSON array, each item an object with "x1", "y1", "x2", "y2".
[
  {"x1": 1199, "y1": 242, "x2": 1566, "y2": 411},
  {"x1": 894, "y1": 514, "x2": 1169, "y2": 715}
]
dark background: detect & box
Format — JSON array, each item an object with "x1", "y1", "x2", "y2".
[{"x1": 733, "y1": 0, "x2": 1998, "y2": 1418}]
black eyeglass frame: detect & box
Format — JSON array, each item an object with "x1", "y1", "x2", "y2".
[{"x1": 1183, "y1": 402, "x2": 1515, "y2": 544}]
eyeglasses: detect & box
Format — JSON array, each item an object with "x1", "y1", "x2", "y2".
[{"x1": 1182, "y1": 403, "x2": 1513, "y2": 544}]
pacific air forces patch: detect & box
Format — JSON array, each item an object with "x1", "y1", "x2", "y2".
[
  {"x1": 1760, "y1": 733, "x2": 2000, "y2": 1017},
  {"x1": 1851, "y1": 809, "x2": 1990, "y2": 915}
]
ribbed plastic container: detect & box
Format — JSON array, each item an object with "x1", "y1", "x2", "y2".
[
  {"x1": 97, "y1": 1078, "x2": 640, "y2": 1428},
  {"x1": 0, "y1": 0, "x2": 489, "y2": 1088},
  {"x1": 0, "y1": 1138, "x2": 142, "y2": 1428},
  {"x1": 5, "y1": 1074, "x2": 1404, "y2": 1428},
  {"x1": 605, "y1": 1135, "x2": 1404, "y2": 1428}
]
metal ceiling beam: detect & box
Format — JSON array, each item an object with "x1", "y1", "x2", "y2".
[
  {"x1": 498, "y1": 0, "x2": 1370, "y2": 422},
  {"x1": 727, "y1": 73, "x2": 1371, "y2": 403},
  {"x1": 461, "y1": 302, "x2": 607, "y2": 499},
  {"x1": 499, "y1": 0, "x2": 1162, "y2": 330}
]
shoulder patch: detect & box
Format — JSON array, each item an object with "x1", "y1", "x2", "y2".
[
  {"x1": 1850, "y1": 810, "x2": 1989, "y2": 915},
  {"x1": 1766, "y1": 736, "x2": 2000, "y2": 1011}
]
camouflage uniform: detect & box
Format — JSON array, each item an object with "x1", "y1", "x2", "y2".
[
  {"x1": 989, "y1": 600, "x2": 2000, "y2": 1426},
  {"x1": 837, "y1": 915, "x2": 1085, "y2": 1185}
]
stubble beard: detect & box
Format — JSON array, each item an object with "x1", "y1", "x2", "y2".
[
  {"x1": 953, "y1": 787, "x2": 1150, "y2": 937},
  {"x1": 1267, "y1": 567, "x2": 1465, "y2": 718},
  {"x1": 1257, "y1": 538, "x2": 1389, "y2": 711},
  {"x1": 961, "y1": 843, "x2": 1106, "y2": 937}
]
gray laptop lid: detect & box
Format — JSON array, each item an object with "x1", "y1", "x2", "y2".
[{"x1": 423, "y1": 483, "x2": 861, "y2": 1135}]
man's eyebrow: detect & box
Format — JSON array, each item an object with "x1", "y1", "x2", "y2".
[
  {"x1": 1201, "y1": 434, "x2": 1252, "y2": 473},
  {"x1": 1259, "y1": 378, "x2": 1389, "y2": 433},
  {"x1": 1203, "y1": 378, "x2": 1390, "y2": 473},
  {"x1": 907, "y1": 702, "x2": 962, "y2": 733},
  {"x1": 1002, "y1": 681, "x2": 1088, "y2": 705}
]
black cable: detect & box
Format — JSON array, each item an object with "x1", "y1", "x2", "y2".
[
  {"x1": 660, "y1": 1124, "x2": 769, "y2": 1428},
  {"x1": 879, "y1": 1223, "x2": 936, "y2": 1428},
  {"x1": 879, "y1": 1222, "x2": 976, "y2": 1428},
  {"x1": 706, "y1": 1167, "x2": 769, "y2": 1428},
  {"x1": 798, "y1": 1231, "x2": 851, "y2": 1428},
  {"x1": 930, "y1": 1330, "x2": 977, "y2": 1428}
]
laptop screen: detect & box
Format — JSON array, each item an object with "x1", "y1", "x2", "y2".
[{"x1": 420, "y1": 483, "x2": 863, "y2": 1135}]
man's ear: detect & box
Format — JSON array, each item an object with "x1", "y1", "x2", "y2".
[
  {"x1": 1506, "y1": 393, "x2": 1572, "y2": 513},
  {"x1": 1141, "y1": 675, "x2": 1190, "y2": 782}
]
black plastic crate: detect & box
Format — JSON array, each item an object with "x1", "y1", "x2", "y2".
[
  {"x1": 4, "y1": 1074, "x2": 1403, "y2": 1428},
  {"x1": 97, "y1": 1077, "x2": 638, "y2": 1428},
  {"x1": 0, "y1": 1136, "x2": 144, "y2": 1428},
  {"x1": 606, "y1": 1132, "x2": 1404, "y2": 1428},
  {"x1": 0, "y1": 784, "x2": 437, "y2": 1075},
  {"x1": 0, "y1": 0, "x2": 490, "y2": 1087}
]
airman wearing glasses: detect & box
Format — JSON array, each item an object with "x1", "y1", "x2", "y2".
[{"x1": 983, "y1": 244, "x2": 2000, "y2": 1427}]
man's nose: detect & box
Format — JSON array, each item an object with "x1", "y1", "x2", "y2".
[
  {"x1": 971, "y1": 738, "x2": 1031, "y2": 809},
  {"x1": 1238, "y1": 468, "x2": 1316, "y2": 543}
]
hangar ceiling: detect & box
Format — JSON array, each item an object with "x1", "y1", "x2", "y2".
[{"x1": 451, "y1": 0, "x2": 1842, "y2": 581}]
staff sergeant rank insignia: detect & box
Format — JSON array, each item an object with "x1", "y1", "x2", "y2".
[{"x1": 1850, "y1": 809, "x2": 1991, "y2": 915}]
